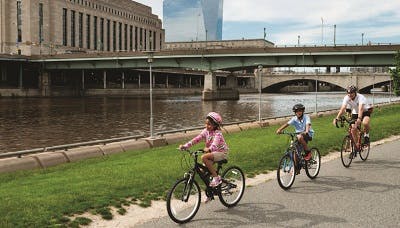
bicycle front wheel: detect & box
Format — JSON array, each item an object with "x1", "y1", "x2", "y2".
[
  {"x1": 277, "y1": 153, "x2": 295, "y2": 190},
  {"x1": 340, "y1": 135, "x2": 353, "y2": 168},
  {"x1": 218, "y1": 166, "x2": 245, "y2": 207},
  {"x1": 359, "y1": 142, "x2": 370, "y2": 161},
  {"x1": 305, "y1": 147, "x2": 321, "y2": 179},
  {"x1": 166, "y1": 178, "x2": 201, "y2": 224}
]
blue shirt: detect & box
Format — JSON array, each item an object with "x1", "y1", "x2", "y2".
[{"x1": 287, "y1": 114, "x2": 314, "y2": 138}]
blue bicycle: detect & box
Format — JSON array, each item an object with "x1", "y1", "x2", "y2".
[{"x1": 277, "y1": 132, "x2": 321, "y2": 190}]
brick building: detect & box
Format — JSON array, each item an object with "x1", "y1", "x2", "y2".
[{"x1": 0, "y1": 0, "x2": 164, "y2": 56}]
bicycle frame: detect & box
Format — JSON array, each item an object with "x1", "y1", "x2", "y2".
[
  {"x1": 183, "y1": 149, "x2": 225, "y2": 199},
  {"x1": 283, "y1": 132, "x2": 304, "y2": 172},
  {"x1": 337, "y1": 116, "x2": 363, "y2": 153}
]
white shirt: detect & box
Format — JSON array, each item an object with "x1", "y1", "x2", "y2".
[{"x1": 342, "y1": 93, "x2": 371, "y2": 114}]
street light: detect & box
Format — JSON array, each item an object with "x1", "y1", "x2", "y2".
[
  {"x1": 258, "y1": 65, "x2": 263, "y2": 122},
  {"x1": 298, "y1": 35, "x2": 300, "y2": 46},
  {"x1": 362, "y1": 33, "x2": 364, "y2": 45},
  {"x1": 143, "y1": 51, "x2": 157, "y2": 138},
  {"x1": 321, "y1": 17, "x2": 324, "y2": 45}
]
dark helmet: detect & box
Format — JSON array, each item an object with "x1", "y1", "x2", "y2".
[
  {"x1": 346, "y1": 85, "x2": 358, "y2": 94},
  {"x1": 292, "y1": 103, "x2": 305, "y2": 112}
]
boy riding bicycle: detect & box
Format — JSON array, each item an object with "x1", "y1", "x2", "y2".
[
  {"x1": 276, "y1": 104, "x2": 315, "y2": 161},
  {"x1": 179, "y1": 112, "x2": 229, "y2": 188}
]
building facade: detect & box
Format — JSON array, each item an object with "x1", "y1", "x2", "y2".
[
  {"x1": 0, "y1": 0, "x2": 164, "y2": 56},
  {"x1": 163, "y1": 0, "x2": 223, "y2": 42}
]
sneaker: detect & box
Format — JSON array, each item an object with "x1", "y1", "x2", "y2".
[
  {"x1": 204, "y1": 197, "x2": 212, "y2": 203},
  {"x1": 304, "y1": 151, "x2": 312, "y2": 161},
  {"x1": 209, "y1": 176, "x2": 222, "y2": 187},
  {"x1": 364, "y1": 136, "x2": 370, "y2": 145}
]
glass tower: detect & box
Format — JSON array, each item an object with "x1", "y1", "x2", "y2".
[{"x1": 163, "y1": 0, "x2": 223, "y2": 42}]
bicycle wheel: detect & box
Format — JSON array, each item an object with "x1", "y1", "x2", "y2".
[
  {"x1": 277, "y1": 153, "x2": 295, "y2": 190},
  {"x1": 166, "y1": 178, "x2": 201, "y2": 224},
  {"x1": 341, "y1": 135, "x2": 353, "y2": 168},
  {"x1": 305, "y1": 147, "x2": 321, "y2": 179},
  {"x1": 359, "y1": 142, "x2": 370, "y2": 161},
  {"x1": 218, "y1": 166, "x2": 245, "y2": 207}
]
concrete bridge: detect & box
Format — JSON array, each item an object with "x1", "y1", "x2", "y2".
[
  {"x1": 260, "y1": 72, "x2": 391, "y2": 93},
  {"x1": 1, "y1": 44, "x2": 399, "y2": 99}
]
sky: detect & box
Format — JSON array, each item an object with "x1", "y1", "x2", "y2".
[{"x1": 134, "y1": 0, "x2": 400, "y2": 46}]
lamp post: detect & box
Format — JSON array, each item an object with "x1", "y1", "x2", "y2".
[
  {"x1": 297, "y1": 35, "x2": 300, "y2": 46},
  {"x1": 321, "y1": 17, "x2": 324, "y2": 45},
  {"x1": 258, "y1": 65, "x2": 263, "y2": 122},
  {"x1": 362, "y1": 33, "x2": 364, "y2": 45},
  {"x1": 144, "y1": 51, "x2": 156, "y2": 138}
]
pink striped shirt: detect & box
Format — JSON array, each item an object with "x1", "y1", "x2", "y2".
[{"x1": 182, "y1": 128, "x2": 229, "y2": 153}]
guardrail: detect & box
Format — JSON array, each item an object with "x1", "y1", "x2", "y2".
[{"x1": 0, "y1": 134, "x2": 144, "y2": 159}]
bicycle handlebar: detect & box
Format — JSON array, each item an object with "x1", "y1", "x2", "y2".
[{"x1": 335, "y1": 115, "x2": 355, "y2": 128}]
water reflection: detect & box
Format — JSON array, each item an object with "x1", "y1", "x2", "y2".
[{"x1": 0, "y1": 93, "x2": 398, "y2": 153}]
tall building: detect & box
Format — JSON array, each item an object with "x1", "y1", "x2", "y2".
[
  {"x1": 163, "y1": 0, "x2": 223, "y2": 42},
  {"x1": 0, "y1": 0, "x2": 164, "y2": 56}
]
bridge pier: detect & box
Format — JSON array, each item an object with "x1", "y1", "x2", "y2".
[
  {"x1": 39, "y1": 70, "x2": 50, "y2": 96},
  {"x1": 202, "y1": 72, "x2": 239, "y2": 101}
]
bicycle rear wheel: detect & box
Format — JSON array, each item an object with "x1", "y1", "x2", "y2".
[
  {"x1": 218, "y1": 166, "x2": 245, "y2": 207},
  {"x1": 359, "y1": 142, "x2": 370, "y2": 161},
  {"x1": 305, "y1": 147, "x2": 321, "y2": 179},
  {"x1": 341, "y1": 135, "x2": 353, "y2": 168},
  {"x1": 277, "y1": 153, "x2": 295, "y2": 190},
  {"x1": 166, "y1": 178, "x2": 201, "y2": 224}
]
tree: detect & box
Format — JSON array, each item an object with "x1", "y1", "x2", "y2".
[{"x1": 389, "y1": 51, "x2": 400, "y2": 96}]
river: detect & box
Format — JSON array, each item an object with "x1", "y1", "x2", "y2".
[{"x1": 0, "y1": 92, "x2": 398, "y2": 153}]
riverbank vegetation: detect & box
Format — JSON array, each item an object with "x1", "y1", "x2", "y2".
[{"x1": 1, "y1": 103, "x2": 399, "y2": 227}]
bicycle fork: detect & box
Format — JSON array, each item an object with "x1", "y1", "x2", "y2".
[{"x1": 182, "y1": 172, "x2": 194, "y2": 202}]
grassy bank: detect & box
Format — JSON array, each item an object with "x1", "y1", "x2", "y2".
[{"x1": 1, "y1": 103, "x2": 399, "y2": 227}]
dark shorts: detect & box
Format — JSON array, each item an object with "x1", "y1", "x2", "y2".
[
  {"x1": 303, "y1": 133, "x2": 312, "y2": 142},
  {"x1": 351, "y1": 108, "x2": 373, "y2": 121}
]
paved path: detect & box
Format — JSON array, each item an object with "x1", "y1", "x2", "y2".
[{"x1": 137, "y1": 138, "x2": 400, "y2": 227}]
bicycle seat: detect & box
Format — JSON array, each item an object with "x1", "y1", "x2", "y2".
[{"x1": 217, "y1": 159, "x2": 228, "y2": 165}]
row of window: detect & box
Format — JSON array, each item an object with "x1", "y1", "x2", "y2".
[
  {"x1": 68, "y1": 0, "x2": 158, "y2": 26},
  {"x1": 62, "y1": 8, "x2": 161, "y2": 52}
]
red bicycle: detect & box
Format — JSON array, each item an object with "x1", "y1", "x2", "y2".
[{"x1": 336, "y1": 115, "x2": 370, "y2": 167}]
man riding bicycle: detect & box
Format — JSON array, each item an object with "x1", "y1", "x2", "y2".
[{"x1": 333, "y1": 85, "x2": 373, "y2": 148}]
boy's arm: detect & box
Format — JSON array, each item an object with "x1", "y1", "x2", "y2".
[{"x1": 276, "y1": 123, "x2": 289, "y2": 134}]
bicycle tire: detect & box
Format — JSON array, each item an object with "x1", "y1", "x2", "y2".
[
  {"x1": 218, "y1": 166, "x2": 245, "y2": 207},
  {"x1": 341, "y1": 135, "x2": 353, "y2": 168},
  {"x1": 166, "y1": 178, "x2": 201, "y2": 224},
  {"x1": 359, "y1": 143, "x2": 370, "y2": 161},
  {"x1": 277, "y1": 153, "x2": 296, "y2": 190},
  {"x1": 305, "y1": 147, "x2": 321, "y2": 179}
]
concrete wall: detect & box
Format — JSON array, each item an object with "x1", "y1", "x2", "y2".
[{"x1": 0, "y1": 108, "x2": 345, "y2": 173}]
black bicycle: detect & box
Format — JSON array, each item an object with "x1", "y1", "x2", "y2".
[
  {"x1": 336, "y1": 115, "x2": 370, "y2": 167},
  {"x1": 277, "y1": 132, "x2": 321, "y2": 190},
  {"x1": 166, "y1": 149, "x2": 245, "y2": 224}
]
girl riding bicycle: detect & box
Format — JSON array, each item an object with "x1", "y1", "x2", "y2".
[
  {"x1": 179, "y1": 112, "x2": 229, "y2": 188},
  {"x1": 276, "y1": 103, "x2": 315, "y2": 161}
]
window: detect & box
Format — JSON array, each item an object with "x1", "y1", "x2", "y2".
[
  {"x1": 118, "y1": 22, "x2": 122, "y2": 51},
  {"x1": 124, "y1": 24, "x2": 127, "y2": 50},
  {"x1": 107, "y1": 19, "x2": 110, "y2": 51},
  {"x1": 129, "y1": 25, "x2": 133, "y2": 51},
  {"x1": 93, "y1": 16, "x2": 97, "y2": 50},
  {"x1": 17, "y1": 1, "x2": 22, "y2": 43},
  {"x1": 86, "y1": 14, "x2": 90, "y2": 49},
  {"x1": 100, "y1": 18, "x2": 104, "y2": 51},
  {"x1": 135, "y1": 27, "x2": 138, "y2": 51},
  {"x1": 39, "y1": 3, "x2": 43, "y2": 44},
  {"x1": 71, "y1": 10, "x2": 76, "y2": 47},
  {"x1": 153, "y1": 31, "x2": 156, "y2": 50},
  {"x1": 113, "y1": 21, "x2": 116, "y2": 51},
  {"x1": 144, "y1": 29, "x2": 147, "y2": 50},
  {"x1": 79, "y1": 12, "x2": 83, "y2": 48},
  {"x1": 139, "y1": 28, "x2": 142, "y2": 50},
  {"x1": 62, "y1": 8, "x2": 67, "y2": 46}
]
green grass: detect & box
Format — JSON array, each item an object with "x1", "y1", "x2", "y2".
[{"x1": 1, "y1": 103, "x2": 399, "y2": 227}]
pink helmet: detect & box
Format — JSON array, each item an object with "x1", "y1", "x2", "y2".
[{"x1": 207, "y1": 112, "x2": 222, "y2": 126}]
